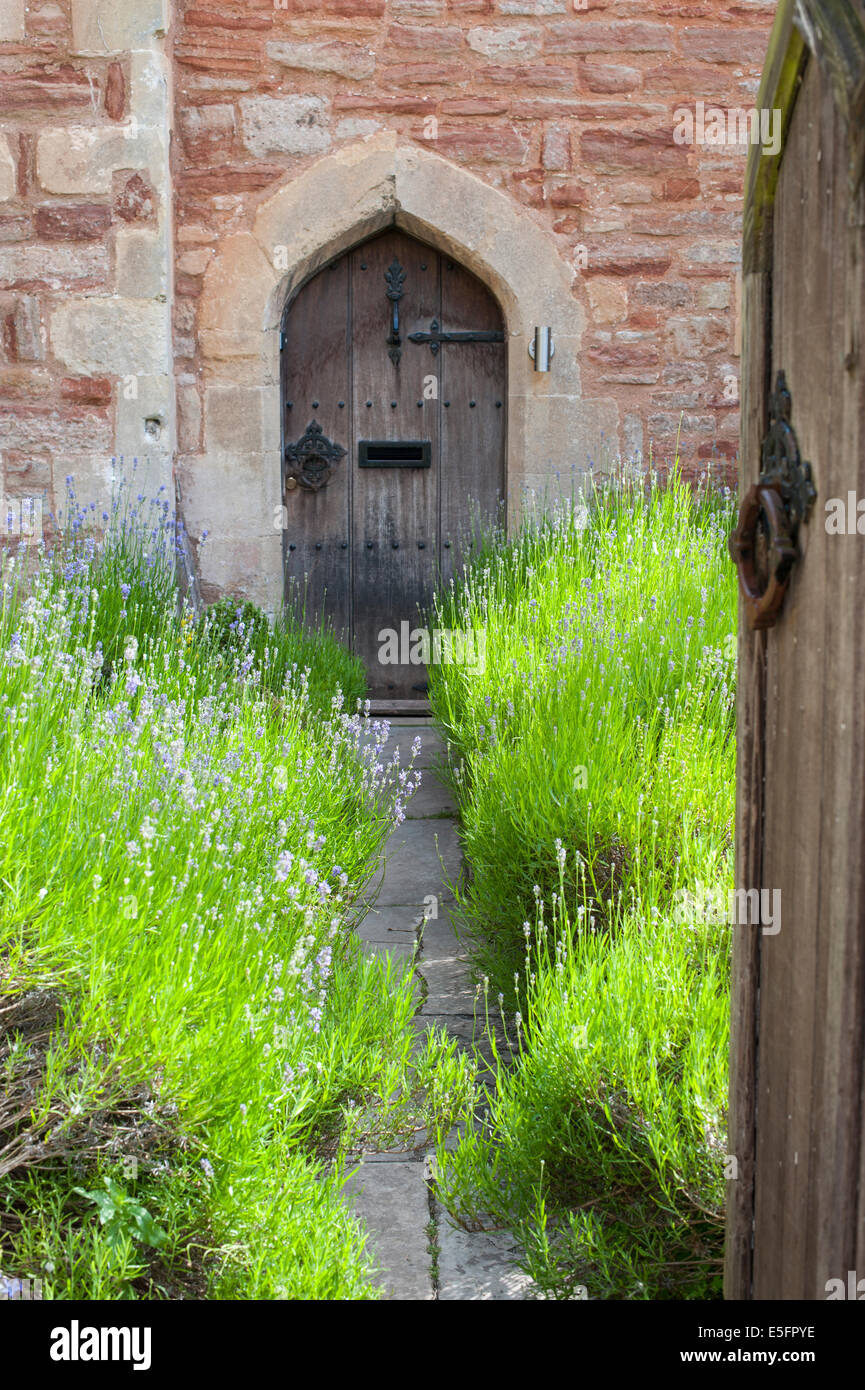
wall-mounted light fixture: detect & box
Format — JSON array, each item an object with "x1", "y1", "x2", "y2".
[{"x1": 529, "y1": 326, "x2": 555, "y2": 373}]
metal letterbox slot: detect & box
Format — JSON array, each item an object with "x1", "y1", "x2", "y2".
[{"x1": 359, "y1": 440, "x2": 431, "y2": 468}]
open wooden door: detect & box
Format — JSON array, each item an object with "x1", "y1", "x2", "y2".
[{"x1": 727, "y1": 0, "x2": 865, "y2": 1300}]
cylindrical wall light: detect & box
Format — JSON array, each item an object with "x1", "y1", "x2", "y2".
[{"x1": 529, "y1": 326, "x2": 555, "y2": 373}]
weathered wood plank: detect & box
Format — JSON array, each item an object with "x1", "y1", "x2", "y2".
[{"x1": 724, "y1": 270, "x2": 770, "y2": 1300}]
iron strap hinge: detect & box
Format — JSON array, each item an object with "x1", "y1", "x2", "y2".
[{"x1": 408, "y1": 319, "x2": 505, "y2": 355}]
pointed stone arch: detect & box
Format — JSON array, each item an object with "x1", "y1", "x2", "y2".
[{"x1": 190, "y1": 133, "x2": 618, "y2": 611}]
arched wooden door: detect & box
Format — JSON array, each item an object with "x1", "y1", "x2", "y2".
[{"x1": 280, "y1": 229, "x2": 506, "y2": 702}]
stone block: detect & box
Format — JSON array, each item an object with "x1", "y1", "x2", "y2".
[
  {"x1": 587, "y1": 277, "x2": 628, "y2": 327},
  {"x1": 193, "y1": 532, "x2": 282, "y2": 612},
  {"x1": 33, "y1": 204, "x2": 112, "y2": 240},
  {"x1": 71, "y1": 0, "x2": 167, "y2": 56},
  {"x1": 266, "y1": 40, "x2": 376, "y2": 80},
  {"x1": 129, "y1": 50, "x2": 171, "y2": 130},
  {"x1": 115, "y1": 228, "x2": 168, "y2": 300},
  {"x1": 37, "y1": 126, "x2": 153, "y2": 196},
  {"x1": 509, "y1": 393, "x2": 620, "y2": 483},
  {"x1": 377, "y1": 819, "x2": 463, "y2": 908},
  {"x1": 239, "y1": 96, "x2": 331, "y2": 159},
  {"x1": 542, "y1": 123, "x2": 571, "y2": 172},
  {"x1": 178, "y1": 449, "x2": 279, "y2": 544},
  {"x1": 623, "y1": 412, "x2": 644, "y2": 462},
  {"x1": 113, "y1": 172, "x2": 157, "y2": 222},
  {"x1": 0, "y1": 137, "x2": 16, "y2": 203},
  {"x1": 0, "y1": 244, "x2": 107, "y2": 290},
  {"x1": 0, "y1": 215, "x2": 30, "y2": 243},
  {"x1": 546, "y1": 20, "x2": 671, "y2": 53},
  {"x1": 203, "y1": 384, "x2": 279, "y2": 455},
  {"x1": 200, "y1": 232, "x2": 278, "y2": 339},
  {"x1": 419, "y1": 956, "x2": 475, "y2": 1016},
  {"x1": 60, "y1": 376, "x2": 112, "y2": 405},
  {"x1": 3, "y1": 449, "x2": 52, "y2": 491},
  {"x1": 405, "y1": 775, "x2": 457, "y2": 818},
  {"x1": 176, "y1": 384, "x2": 201, "y2": 453},
  {"x1": 0, "y1": 0, "x2": 24, "y2": 41},
  {"x1": 252, "y1": 138, "x2": 397, "y2": 295},
  {"x1": 356, "y1": 905, "x2": 422, "y2": 945},
  {"x1": 0, "y1": 367, "x2": 50, "y2": 400},
  {"x1": 177, "y1": 248, "x2": 212, "y2": 276},
  {"x1": 580, "y1": 62, "x2": 640, "y2": 93},
  {"x1": 581, "y1": 127, "x2": 686, "y2": 175},
  {"x1": 679, "y1": 26, "x2": 769, "y2": 65},
  {"x1": 49, "y1": 298, "x2": 169, "y2": 374},
  {"x1": 335, "y1": 118, "x2": 381, "y2": 140},
  {"x1": 178, "y1": 103, "x2": 236, "y2": 159},
  {"x1": 3, "y1": 296, "x2": 44, "y2": 361},
  {"x1": 387, "y1": 23, "x2": 462, "y2": 51},
  {"x1": 466, "y1": 26, "x2": 540, "y2": 60},
  {"x1": 115, "y1": 371, "x2": 173, "y2": 458},
  {"x1": 105, "y1": 61, "x2": 125, "y2": 121},
  {"x1": 0, "y1": 409, "x2": 112, "y2": 454},
  {"x1": 667, "y1": 315, "x2": 726, "y2": 355},
  {"x1": 696, "y1": 281, "x2": 732, "y2": 311}
]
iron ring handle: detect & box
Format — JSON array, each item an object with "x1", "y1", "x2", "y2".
[{"x1": 728, "y1": 481, "x2": 798, "y2": 631}]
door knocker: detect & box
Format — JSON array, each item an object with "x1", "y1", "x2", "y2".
[
  {"x1": 284, "y1": 421, "x2": 346, "y2": 493},
  {"x1": 728, "y1": 371, "x2": 816, "y2": 630}
]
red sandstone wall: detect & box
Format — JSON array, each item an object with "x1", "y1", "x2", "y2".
[{"x1": 172, "y1": 0, "x2": 775, "y2": 477}]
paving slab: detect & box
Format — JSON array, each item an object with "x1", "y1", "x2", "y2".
[
  {"x1": 405, "y1": 774, "x2": 457, "y2": 818},
  {"x1": 361, "y1": 721, "x2": 446, "y2": 772},
  {"x1": 377, "y1": 818, "x2": 463, "y2": 906},
  {"x1": 356, "y1": 904, "x2": 423, "y2": 944},
  {"x1": 435, "y1": 1202, "x2": 536, "y2": 1301},
  {"x1": 343, "y1": 1161, "x2": 434, "y2": 1301},
  {"x1": 418, "y1": 914, "x2": 470, "y2": 961},
  {"x1": 419, "y1": 957, "x2": 476, "y2": 1015}
]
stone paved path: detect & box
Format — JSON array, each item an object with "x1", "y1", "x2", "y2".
[{"x1": 343, "y1": 718, "x2": 534, "y2": 1301}]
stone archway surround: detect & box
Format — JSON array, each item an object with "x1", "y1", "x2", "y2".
[{"x1": 185, "y1": 132, "x2": 619, "y2": 612}]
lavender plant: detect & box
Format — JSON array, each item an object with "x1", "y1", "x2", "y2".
[
  {"x1": 429, "y1": 467, "x2": 737, "y2": 1300},
  {"x1": 0, "y1": 485, "x2": 473, "y2": 1300}
]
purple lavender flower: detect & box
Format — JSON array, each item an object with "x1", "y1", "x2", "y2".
[{"x1": 275, "y1": 851, "x2": 294, "y2": 882}]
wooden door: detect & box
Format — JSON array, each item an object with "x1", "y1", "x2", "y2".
[
  {"x1": 281, "y1": 229, "x2": 506, "y2": 702},
  {"x1": 727, "y1": 0, "x2": 865, "y2": 1300}
]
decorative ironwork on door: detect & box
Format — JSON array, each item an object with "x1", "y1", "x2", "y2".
[{"x1": 284, "y1": 420, "x2": 347, "y2": 492}]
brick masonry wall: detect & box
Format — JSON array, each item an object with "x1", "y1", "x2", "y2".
[
  {"x1": 0, "y1": 0, "x2": 775, "y2": 544},
  {"x1": 0, "y1": 0, "x2": 173, "y2": 531},
  {"x1": 172, "y1": 0, "x2": 775, "y2": 483}
]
